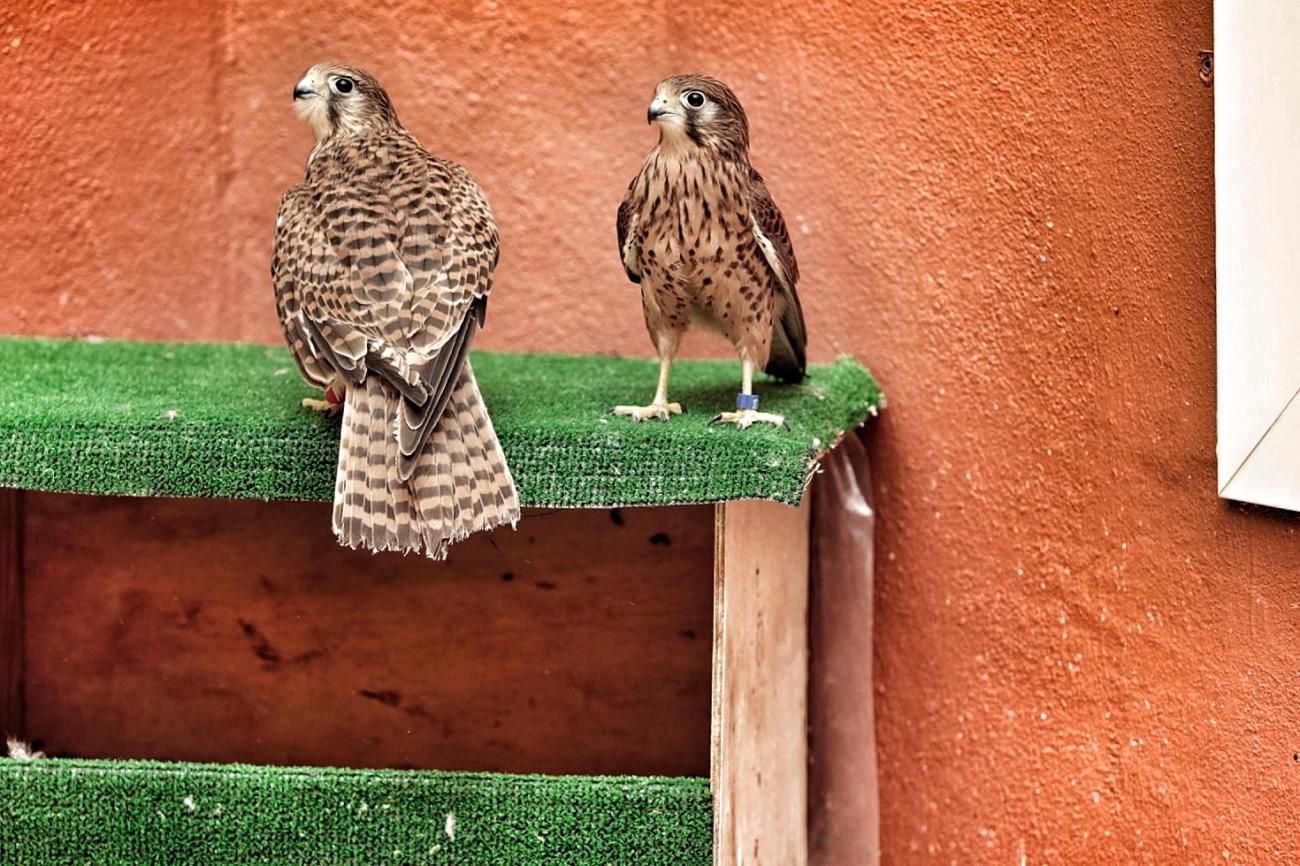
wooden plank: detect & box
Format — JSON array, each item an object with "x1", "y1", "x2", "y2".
[
  {"x1": 0, "y1": 490, "x2": 23, "y2": 740},
  {"x1": 22, "y1": 493, "x2": 713, "y2": 775},
  {"x1": 712, "y1": 498, "x2": 811, "y2": 866}
]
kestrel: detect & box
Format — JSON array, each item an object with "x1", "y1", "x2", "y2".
[
  {"x1": 615, "y1": 75, "x2": 807, "y2": 429},
  {"x1": 272, "y1": 63, "x2": 518, "y2": 559}
]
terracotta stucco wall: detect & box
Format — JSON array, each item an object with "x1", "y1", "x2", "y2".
[{"x1": 6, "y1": 1, "x2": 1287, "y2": 862}]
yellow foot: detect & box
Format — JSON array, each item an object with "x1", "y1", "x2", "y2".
[
  {"x1": 710, "y1": 409, "x2": 789, "y2": 430},
  {"x1": 302, "y1": 383, "x2": 345, "y2": 416},
  {"x1": 301, "y1": 397, "x2": 342, "y2": 416},
  {"x1": 612, "y1": 401, "x2": 684, "y2": 422}
]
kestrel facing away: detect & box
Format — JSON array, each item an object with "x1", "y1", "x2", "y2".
[
  {"x1": 615, "y1": 74, "x2": 807, "y2": 429},
  {"x1": 272, "y1": 63, "x2": 518, "y2": 559}
]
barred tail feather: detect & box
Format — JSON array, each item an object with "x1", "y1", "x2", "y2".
[
  {"x1": 461, "y1": 379, "x2": 514, "y2": 527},
  {"x1": 411, "y1": 360, "x2": 519, "y2": 556},
  {"x1": 334, "y1": 381, "x2": 373, "y2": 546},
  {"x1": 331, "y1": 361, "x2": 518, "y2": 560},
  {"x1": 335, "y1": 379, "x2": 396, "y2": 550},
  {"x1": 381, "y1": 401, "x2": 416, "y2": 551}
]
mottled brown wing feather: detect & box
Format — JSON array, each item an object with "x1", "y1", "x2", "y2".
[
  {"x1": 272, "y1": 185, "x2": 337, "y2": 389},
  {"x1": 398, "y1": 302, "x2": 479, "y2": 477},
  {"x1": 273, "y1": 136, "x2": 500, "y2": 468},
  {"x1": 748, "y1": 168, "x2": 807, "y2": 382},
  {"x1": 617, "y1": 188, "x2": 641, "y2": 283}
]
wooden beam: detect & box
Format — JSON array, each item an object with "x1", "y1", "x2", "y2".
[
  {"x1": 712, "y1": 498, "x2": 811, "y2": 866},
  {"x1": 0, "y1": 490, "x2": 23, "y2": 740}
]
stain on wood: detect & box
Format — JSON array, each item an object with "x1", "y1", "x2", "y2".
[
  {"x1": 358, "y1": 689, "x2": 402, "y2": 707},
  {"x1": 22, "y1": 493, "x2": 713, "y2": 776}
]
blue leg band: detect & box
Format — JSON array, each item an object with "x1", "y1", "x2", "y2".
[{"x1": 736, "y1": 393, "x2": 759, "y2": 411}]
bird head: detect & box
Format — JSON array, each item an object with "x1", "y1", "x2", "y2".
[
  {"x1": 291, "y1": 63, "x2": 398, "y2": 143},
  {"x1": 646, "y1": 75, "x2": 750, "y2": 157}
]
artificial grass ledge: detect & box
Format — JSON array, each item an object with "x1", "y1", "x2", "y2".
[
  {"x1": 0, "y1": 757, "x2": 712, "y2": 865},
  {"x1": 0, "y1": 336, "x2": 882, "y2": 507}
]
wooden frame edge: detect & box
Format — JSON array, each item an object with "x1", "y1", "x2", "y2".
[
  {"x1": 711, "y1": 498, "x2": 811, "y2": 866},
  {"x1": 0, "y1": 489, "x2": 24, "y2": 740}
]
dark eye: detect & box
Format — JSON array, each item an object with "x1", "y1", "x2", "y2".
[
  {"x1": 683, "y1": 91, "x2": 706, "y2": 109},
  {"x1": 333, "y1": 77, "x2": 354, "y2": 94}
]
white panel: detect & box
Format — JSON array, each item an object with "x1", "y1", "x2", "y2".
[
  {"x1": 1220, "y1": 390, "x2": 1300, "y2": 510},
  {"x1": 1216, "y1": 1, "x2": 1300, "y2": 505}
]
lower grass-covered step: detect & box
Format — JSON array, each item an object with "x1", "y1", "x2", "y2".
[{"x1": 0, "y1": 757, "x2": 711, "y2": 865}]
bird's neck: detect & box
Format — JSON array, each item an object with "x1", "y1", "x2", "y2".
[
  {"x1": 646, "y1": 142, "x2": 749, "y2": 184},
  {"x1": 652, "y1": 135, "x2": 748, "y2": 168},
  {"x1": 307, "y1": 124, "x2": 408, "y2": 169}
]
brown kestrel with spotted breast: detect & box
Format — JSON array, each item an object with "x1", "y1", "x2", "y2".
[
  {"x1": 272, "y1": 63, "x2": 518, "y2": 559},
  {"x1": 614, "y1": 74, "x2": 807, "y2": 428}
]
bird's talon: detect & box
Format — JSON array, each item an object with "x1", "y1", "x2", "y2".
[
  {"x1": 712, "y1": 408, "x2": 787, "y2": 430},
  {"x1": 612, "y1": 402, "x2": 683, "y2": 422},
  {"x1": 301, "y1": 397, "x2": 343, "y2": 416},
  {"x1": 302, "y1": 379, "x2": 346, "y2": 416},
  {"x1": 302, "y1": 378, "x2": 346, "y2": 416}
]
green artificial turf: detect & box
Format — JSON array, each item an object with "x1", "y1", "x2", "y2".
[
  {"x1": 0, "y1": 336, "x2": 881, "y2": 507},
  {"x1": 0, "y1": 758, "x2": 711, "y2": 866}
]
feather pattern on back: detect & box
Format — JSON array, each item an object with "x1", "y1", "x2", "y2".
[{"x1": 273, "y1": 63, "x2": 517, "y2": 558}]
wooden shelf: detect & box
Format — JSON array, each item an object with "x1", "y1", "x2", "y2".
[{"x1": 0, "y1": 337, "x2": 882, "y2": 866}]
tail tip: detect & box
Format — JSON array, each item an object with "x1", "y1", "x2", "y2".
[{"x1": 764, "y1": 358, "x2": 807, "y2": 384}]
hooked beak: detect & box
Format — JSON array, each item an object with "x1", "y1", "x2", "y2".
[
  {"x1": 647, "y1": 96, "x2": 672, "y2": 125},
  {"x1": 293, "y1": 74, "x2": 316, "y2": 101}
]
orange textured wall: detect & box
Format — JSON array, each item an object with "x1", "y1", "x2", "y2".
[{"x1": 5, "y1": 1, "x2": 1289, "y2": 862}]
